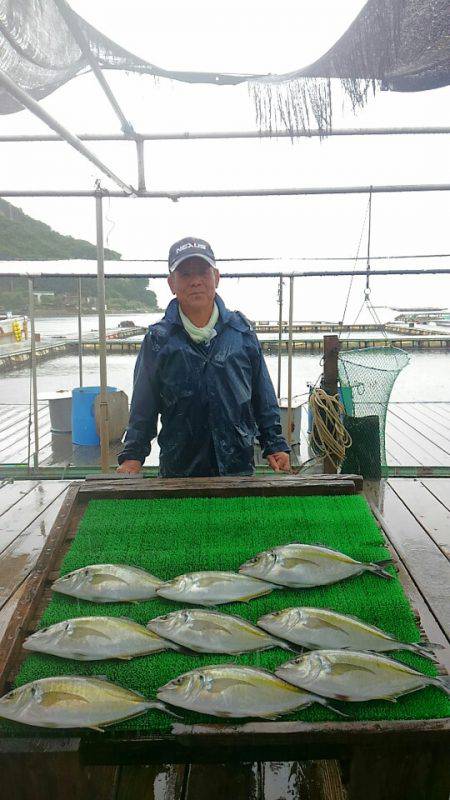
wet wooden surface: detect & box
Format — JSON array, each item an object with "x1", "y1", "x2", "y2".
[
  {"x1": 0, "y1": 477, "x2": 448, "y2": 799},
  {"x1": 3, "y1": 400, "x2": 450, "y2": 468}
]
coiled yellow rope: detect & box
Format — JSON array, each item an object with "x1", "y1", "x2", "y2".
[{"x1": 309, "y1": 388, "x2": 352, "y2": 470}]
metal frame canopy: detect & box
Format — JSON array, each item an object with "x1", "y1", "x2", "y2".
[{"x1": 1, "y1": 53, "x2": 449, "y2": 474}]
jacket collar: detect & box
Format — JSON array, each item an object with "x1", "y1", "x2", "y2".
[{"x1": 164, "y1": 294, "x2": 249, "y2": 332}]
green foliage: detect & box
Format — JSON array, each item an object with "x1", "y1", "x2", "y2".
[
  {"x1": 0, "y1": 198, "x2": 120, "y2": 261},
  {"x1": 0, "y1": 200, "x2": 160, "y2": 313}
]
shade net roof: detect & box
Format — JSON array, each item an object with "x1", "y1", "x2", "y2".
[{"x1": 0, "y1": 0, "x2": 449, "y2": 132}]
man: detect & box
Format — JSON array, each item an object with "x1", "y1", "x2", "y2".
[{"x1": 117, "y1": 237, "x2": 290, "y2": 477}]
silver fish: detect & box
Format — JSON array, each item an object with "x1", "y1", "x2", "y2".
[
  {"x1": 157, "y1": 664, "x2": 344, "y2": 719},
  {"x1": 23, "y1": 616, "x2": 180, "y2": 661},
  {"x1": 51, "y1": 564, "x2": 163, "y2": 603},
  {"x1": 147, "y1": 609, "x2": 294, "y2": 654},
  {"x1": 240, "y1": 543, "x2": 392, "y2": 588},
  {"x1": 276, "y1": 650, "x2": 450, "y2": 702},
  {"x1": 0, "y1": 676, "x2": 170, "y2": 731},
  {"x1": 156, "y1": 571, "x2": 277, "y2": 607},
  {"x1": 257, "y1": 607, "x2": 441, "y2": 661}
]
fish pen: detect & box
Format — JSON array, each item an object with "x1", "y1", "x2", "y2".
[
  {"x1": 1, "y1": 6, "x2": 450, "y2": 796},
  {"x1": 0, "y1": 475, "x2": 448, "y2": 800}
]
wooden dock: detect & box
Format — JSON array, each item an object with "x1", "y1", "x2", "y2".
[
  {"x1": 0, "y1": 475, "x2": 448, "y2": 800},
  {"x1": 2, "y1": 401, "x2": 450, "y2": 470},
  {"x1": 80, "y1": 335, "x2": 450, "y2": 355},
  {"x1": 0, "y1": 327, "x2": 146, "y2": 372}
]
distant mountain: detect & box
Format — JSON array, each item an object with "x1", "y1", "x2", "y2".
[
  {"x1": 0, "y1": 199, "x2": 160, "y2": 314},
  {"x1": 0, "y1": 198, "x2": 120, "y2": 260}
]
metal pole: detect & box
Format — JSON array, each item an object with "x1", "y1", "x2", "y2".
[
  {"x1": 0, "y1": 68, "x2": 134, "y2": 194},
  {"x1": 2, "y1": 268, "x2": 450, "y2": 279},
  {"x1": 287, "y1": 276, "x2": 294, "y2": 446},
  {"x1": 1, "y1": 182, "x2": 450, "y2": 198},
  {"x1": 96, "y1": 194, "x2": 110, "y2": 473},
  {"x1": 77, "y1": 277, "x2": 83, "y2": 387},
  {"x1": 28, "y1": 278, "x2": 39, "y2": 470},
  {"x1": 136, "y1": 137, "x2": 146, "y2": 192},
  {"x1": 1, "y1": 126, "x2": 450, "y2": 142},
  {"x1": 277, "y1": 276, "x2": 283, "y2": 399},
  {"x1": 54, "y1": 0, "x2": 135, "y2": 135},
  {"x1": 366, "y1": 188, "x2": 373, "y2": 297}
]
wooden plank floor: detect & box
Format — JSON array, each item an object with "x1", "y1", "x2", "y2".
[
  {"x1": 299, "y1": 401, "x2": 450, "y2": 468},
  {"x1": 0, "y1": 404, "x2": 52, "y2": 466},
  {"x1": 0, "y1": 477, "x2": 448, "y2": 799},
  {"x1": 3, "y1": 401, "x2": 450, "y2": 469}
]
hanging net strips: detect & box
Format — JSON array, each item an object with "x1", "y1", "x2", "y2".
[{"x1": 1, "y1": 0, "x2": 449, "y2": 133}]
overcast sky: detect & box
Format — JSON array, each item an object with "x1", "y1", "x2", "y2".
[{"x1": 0, "y1": 0, "x2": 449, "y2": 270}]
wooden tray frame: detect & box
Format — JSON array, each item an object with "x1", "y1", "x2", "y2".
[{"x1": 0, "y1": 474, "x2": 448, "y2": 798}]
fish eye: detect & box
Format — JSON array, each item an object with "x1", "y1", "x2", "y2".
[
  {"x1": 84, "y1": 569, "x2": 90, "y2": 576},
  {"x1": 173, "y1": 677, "x2": 184, "y2": 685},
  {"x1": 159, "y1": 615, "x2": 169, "y2": 621},
  {"x1": 30, "y1": 685, "x2": 37, "y2": 696},
  {"x1": 247, "y1": 557, "x2": 258, "y2": 564}
]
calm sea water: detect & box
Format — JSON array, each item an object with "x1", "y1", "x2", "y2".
[{"x1": 1, "y1": 267, "x2": 449, "y2": 404}]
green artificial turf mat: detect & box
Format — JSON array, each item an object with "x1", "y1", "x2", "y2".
[{"x1": 4, "y1": 494, "x2": 449, "y2": 735}]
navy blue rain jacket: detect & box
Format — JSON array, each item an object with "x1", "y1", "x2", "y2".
[{"x1": 118, "y1": 294, "x2": 289, "y2": 477}]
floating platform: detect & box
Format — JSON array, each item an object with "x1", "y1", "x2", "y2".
[
  {"x1": 1, "y1": 401, "x2": 450, "y2": 470},
  {"x1": 0, "y1": 326, "x2": 146, "y2": 372},
  {"x1": 78, "y1": 334, "x2": 450, "y2": 355}
]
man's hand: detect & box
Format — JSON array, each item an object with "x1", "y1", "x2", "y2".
[
  {"x1": 116, "y1": 460, "x2": 142, "y2": 475},
  {"x1": 267, "y1": 451, "x2": 291, "y2": 473}
]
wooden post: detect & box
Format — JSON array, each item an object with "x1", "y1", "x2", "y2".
[{"x1": 322, "y1": 334, "x2": 340, "y2": 474}]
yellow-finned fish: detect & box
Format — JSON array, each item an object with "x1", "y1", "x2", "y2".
[
  {"x1": 51, "y1": 564, "x2": 163, "y2": 603},
  {"x1": 276, "y1": 650, "x2": 450, "y2": 702},
  {"x1": 156, "y1": 571, "x2": 277, "y2": 607},
  {"x1": 240, "y1": 543, "x2": 392, "y2": 588},
  {"x1": 0, "y1": 676, "x2": 172, "y2": 731},
  {"x1": 157, "y1": 664, "x2": 345, "y2": 719},
  {"x1": 257, "y1": 607, "x2": 441, "y2": 661},
  {"x1": 23, "y1": 616, "x2": 181, "y2": 661},
  {"x1": 147, "y1": 609, "x2": 295, "y2": 654}
]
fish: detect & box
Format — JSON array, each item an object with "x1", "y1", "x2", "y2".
[
  {"x1": 156, "y1": 664, "x2": 346, "y2": 719},
  {"x1": 239, "y1": 543, "x2": 392, "y2": 588},
  {"x1": 156, "y1": 571, "x2": 277, "y2": 607},
  {"x1": 275, "y1": 649, "x2": 450, "y2": 702},
  {"x1": 51, "y1": 564, "x2": 163, "y2": 603},
  {"x1": 23, "y1": 616, "x2": 181, "y2": 661},
  {"x1": 0, "y1": 676, "x2": 172, "y2": 731},
  {"x1": 147, "y1": 609, "x2": 295, "y2": 654},
  {"x1": 257, "y1": 607, "x2": 442, "y2": 661}
]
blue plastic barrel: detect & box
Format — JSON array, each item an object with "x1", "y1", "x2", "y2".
[{"x1": 72, "y1": 386, "x2": 117, "y2": 445}]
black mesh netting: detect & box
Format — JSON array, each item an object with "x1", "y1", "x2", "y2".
[
  {"x1": 1, "y1": 0, "x2": 449, "y2": 133},
  {"x1": 338, "y1": 347, "x2": 410, "y2": 464}
]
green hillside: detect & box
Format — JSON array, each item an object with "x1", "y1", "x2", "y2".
[{"x1": 0, "y1": 199, "x2": 159, "y2": 314}]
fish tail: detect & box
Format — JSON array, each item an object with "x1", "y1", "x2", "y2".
[
  {"x1": 408, "y1": 642, "x2": 442, "y2": 662},
  {"x1": 275, "y1": 638, "x2": 304, "y2": 654},
  {"x1": 317, "y1": 698, "x2": 349, "y2": 718},
  {"x1": 431, "y1": 676, "x2": 450, "y2": 696},
  {"x1": 148, "y1": 701, "x2": 182, "y2": 718},
  {"x1": 368, "y1": 560, "x2": 394, "y2": 580},
  {"x1": 168, "y1": 643, "x2": 198, "y2": 655}
]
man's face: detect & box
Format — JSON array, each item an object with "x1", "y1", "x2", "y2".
[{"x1": 168, "y1": 258, "x2": 219, "y2": 313}]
